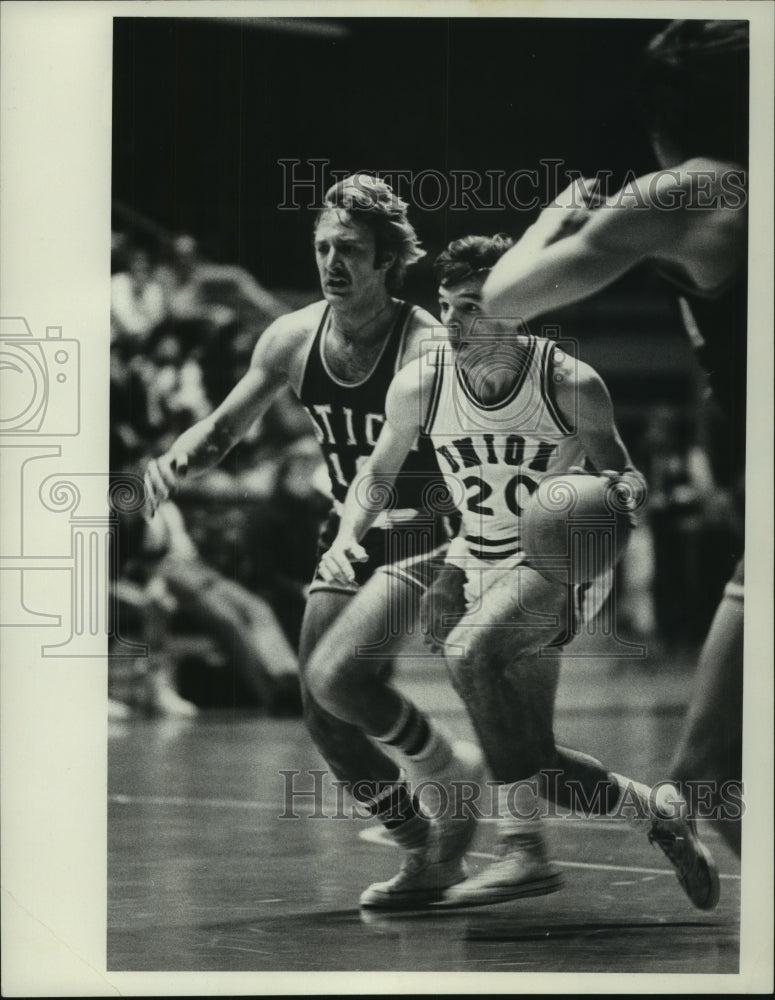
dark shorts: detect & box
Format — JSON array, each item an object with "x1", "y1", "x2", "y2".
[{"x1": 308, "y1": 510, "x2": 451, "y2": 597}]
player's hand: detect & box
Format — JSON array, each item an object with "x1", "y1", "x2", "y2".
[
  {"x1": 144, "y1": 452, "x2": 189, "y2": 520},
  {"x1": 317, "y1": 537, "x2": 369, "y2": 586},
  {"x1": 568, "y1": 465, "x2": 647, "y2": 523}
]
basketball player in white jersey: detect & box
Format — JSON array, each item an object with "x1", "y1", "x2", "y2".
[
  {"x1": 482, "y1": 20, "x2": 749, "y2": 856},
  {"x1": 312, "y1": 234, "x2": 719, "y2": 910},
  {"x1": 144, "y1": 175, "x2": 484, "y2": 894}
]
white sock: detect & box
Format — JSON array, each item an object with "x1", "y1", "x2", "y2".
[
  {"x1": 498, "y1": 779, "x2": 543, "y2": 839},
  {"x1": 651, "y1": 781, "x2": 688, "y2": 820},
  {"x1": 610, "y1": 773, "x2": 666, "y2": 831}
]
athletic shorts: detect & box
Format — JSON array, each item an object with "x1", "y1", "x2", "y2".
[
  {"x1": 403, "y1": 535, "x2": 613, "y2": 652},
  {"x1": 308, "y1": 509, "x2": 451, "y2": 596}
]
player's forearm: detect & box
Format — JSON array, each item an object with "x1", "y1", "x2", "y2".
[
  {"x1": 483, "y1": 236, "x2": 626, "y2": 322},
  {"x1": 165, "y1": 414, "x2": 239, "y2": 474},
  {"x1": 582, "y1": 428, "x2": 633, "y2": 476},
  {"x1": 168, "y1": 364, "x2": 279, "y2": 473},
  {"x1": 337, "y1": 463, "x2": 399, "y2": 543},
  {"x1": 583, "y1": 432, "x2": 647, "y2": 499},
  {"x1": 207, "y1": 263, "x2": 287, "y2": 318},
  {"x1": 242, "y1": 278, "x2": 288, "y2": 319}
]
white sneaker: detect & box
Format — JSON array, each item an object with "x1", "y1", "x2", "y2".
[
  {"x1": 359, "y1": 821, "x2": 468, "y2": 910},
  {"x1": 436, "y1": 829, "x2": 563, "y2": 909}
]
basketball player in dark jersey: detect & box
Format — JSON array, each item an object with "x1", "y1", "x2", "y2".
[
  {"x1": 482, "y1": 20, "x2": 748, "y2": 855},
  {"x1": 313, "y1": 234, "x2": 719, "y2": 911},
  {"x1": 144, "y1": 175, "x2": 484, "y2": 892}
]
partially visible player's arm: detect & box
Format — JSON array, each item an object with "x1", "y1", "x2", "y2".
[
  {"x1": 198, "y1": 263, "x2": 289, "y2": 320},
  {"x1": 144, "y1": 314, "x2": 301, "y2": 517},
  {"x1": 155, "y1": 501, "x2": 198, "y2": 560},
  {"x1": 484, "y1": 172, "x2": 688, "y2": 322},
  {"x1": 555, "y1": 359, "x2": 646, "y2": 507},
  {"x1": 318, "y1": 360, "x2": 432, "y2": 584},
  {"x1": 398, "y1": 305, "x2": 444, "y2": 366}
]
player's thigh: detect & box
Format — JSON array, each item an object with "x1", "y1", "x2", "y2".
[
  {"x1": 308, "y1": 568, "x2": 426, "y2": 678},
  {"x1": 672, "y1": 584, "x2": 744, "y2": 782},
  {"x1": 418, "y1": 561, "x2": 468, "y2": 650},
  {"x1": 450, "y1": 563, "x2": 569, "y2": 662},
  {"x1": 298, "y1": 588, "x2": 354, "y2": 671}
]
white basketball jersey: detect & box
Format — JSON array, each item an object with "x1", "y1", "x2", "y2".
[{"x1": 422, "y1": 335, "x2": 586, "y2": 561}]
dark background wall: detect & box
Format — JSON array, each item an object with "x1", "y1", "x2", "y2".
[
  {"x1": 113, "y1": 17, "x2": 662, "y2": 287},
  {"x1": 111, "y1": 15, "x2": 721, "y2": 430}
]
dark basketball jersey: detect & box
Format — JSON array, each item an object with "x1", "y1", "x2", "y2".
[
  {"x1": 298, "y1": 301, "x2": 445, "y2": 510},
  {"x1": 655, "y1": 261, "x2": 747, "y2": 481},
  {"x1": 657, "y1": 263, "x2": 747, "y2": 422}
]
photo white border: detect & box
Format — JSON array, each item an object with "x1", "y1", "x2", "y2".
[{"x1": 1, "y1": 1, "x2": 772, "y2": 995}]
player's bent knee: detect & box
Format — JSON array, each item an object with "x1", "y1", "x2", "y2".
[
  {"x1": 303, "y1": 649, "x2": 342, "y2": 715},
  {"x1": 303, "y1": 639, "x2": 360, "y2": 717},
  {"x1": 447, "y1": 623, "x2": 540, "y2": 671},
  {"x1": 300, "y1": 684, "x2": 334, "y2": 733}
]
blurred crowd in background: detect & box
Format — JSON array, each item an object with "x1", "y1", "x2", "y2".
[
  {"x1": 109, "y1": 231, "x2": 330, "y2": 719},
  {"x1": 109, "y1": 226, "x2": 744, "y2": 720}
]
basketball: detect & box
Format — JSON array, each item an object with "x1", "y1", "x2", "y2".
[{"x1": 521, "y1": 474, "x2": 635, "y2": 585}]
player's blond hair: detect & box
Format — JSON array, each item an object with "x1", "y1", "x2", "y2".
[{"x1": 316, "y1": 174, "x2": 426, "y2": 293}]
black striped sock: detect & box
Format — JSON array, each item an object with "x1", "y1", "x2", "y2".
[{"x1": 379, "y1": 700, "x2": 432, "y2": 758}]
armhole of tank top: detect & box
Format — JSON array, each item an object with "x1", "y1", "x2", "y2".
[
  {"x1": 540, "y1": 340, "x2": 575, "y2": 435},
  {"x1": 393, "y1": 302, "x2": 415, "y2": 374},
  {"x1": 298, "y1": 304, "x2": 330, "y2": 394},
  {"x1": 421, "y1": 344, "x2": 445, "y2": 435}
]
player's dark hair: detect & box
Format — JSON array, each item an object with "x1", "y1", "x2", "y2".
[
  {"x1": 433, "y1": 233, "x2": 515, "y2": 288},
  {"x1": 638, "y1": 19, "x2": 749, "y2": 166},
  {"x1": 316, "y1": 174, "x2": 425, "y2": 293}
]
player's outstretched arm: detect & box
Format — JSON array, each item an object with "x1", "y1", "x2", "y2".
[
  {"x1": 317, "y1": 360, "x2": 432, "y2": 585},
  {"x1": 144, "y1": 315, "x2": 299, "y2": 517},
  {"x1": 483, "y1": 172, "x2": 687, "y2": 323},
  {"x1": 198, "y1": 263, "x2": 289, "y2": 320}
]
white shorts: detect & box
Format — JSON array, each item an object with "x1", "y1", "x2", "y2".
[{"x1": 444, "y1": 535, "x2": 613, "y2": 632}]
